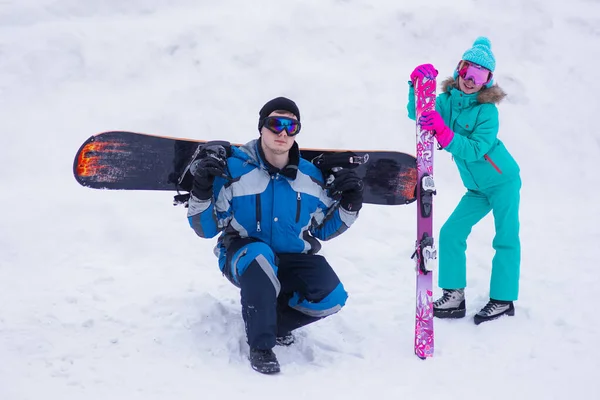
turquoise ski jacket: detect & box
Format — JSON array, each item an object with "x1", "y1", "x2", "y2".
[{"x1": 408, "y1": 78, "x2": 520, "y2": 190}]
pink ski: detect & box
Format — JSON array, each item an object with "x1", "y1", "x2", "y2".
[{"x1": 412, "y1": 73, "x2": 437, "y2": 359}]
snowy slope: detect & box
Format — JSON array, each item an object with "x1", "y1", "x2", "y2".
[{"x1": 1, "y1": 0, "x2": 599, "y2": 399}]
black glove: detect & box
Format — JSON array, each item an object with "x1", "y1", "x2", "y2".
[
  {"x1": 191, "y1": 144, "x2": 229, "y2": 200},
  {"x1": 330, "y1": 168, "x2": 364, "y2": 212}
]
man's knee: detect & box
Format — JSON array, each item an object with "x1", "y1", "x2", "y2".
[
  {"x1": 233, "y1": 242, "x2": 276, "y2": 275},
  {"x1": 288, "y1": 282, "x2": 348, "y2": 318},
  {"x1": 233, "y1": 242, "x2": 280, "y2": 296}
]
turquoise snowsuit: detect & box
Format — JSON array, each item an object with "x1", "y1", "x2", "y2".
[{"x1": 408, "y1": 78, "x2": 521, "y2": 301}]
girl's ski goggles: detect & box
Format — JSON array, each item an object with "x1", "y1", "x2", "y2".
[
  {"x1": 262, "y1": 116, "x2": 301, "y2": 136},
  {"x1": 457, "y1": 61, "x2": 492, "y2": 86}
]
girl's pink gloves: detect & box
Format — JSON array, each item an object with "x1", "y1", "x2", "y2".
[
  {"x1": 410, "y1": 64, "x2": 438, "y2": 83},
  {"x1": 419, "y1": 110, "x2": 454, "y2": 148}
]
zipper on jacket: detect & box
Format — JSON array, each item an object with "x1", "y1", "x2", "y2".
[
  {"x1": 484, "y1": 155, "x2": 503, "y2": 174},
  {"x1": 255, "y1": 194, "x2": 262, "y2": 232},
  {"x1": 270, "y1": 175, "x2": 275, "y2": 245},
  {"x1": 295, "y1": 192, "x2": 301, "y2": 223}
]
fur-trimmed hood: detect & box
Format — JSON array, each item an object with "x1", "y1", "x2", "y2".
[{"x1": 441, "y1": 77, "x2": 506, "y2": 105}]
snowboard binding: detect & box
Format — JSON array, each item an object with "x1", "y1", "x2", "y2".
[
  {"x1": 173, "y1": 140, "x2": 231, "y2": 207},
  {"x1": 310, "y1": 151, "x2": 368, "y2": 198}
]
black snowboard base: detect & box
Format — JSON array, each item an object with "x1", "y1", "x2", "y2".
[{"x1": 73, "y1": 131, "x2": 417, "y2": 206}]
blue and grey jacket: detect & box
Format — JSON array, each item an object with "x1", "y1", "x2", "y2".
[{"x1": 187, "y1": 138, "x2": 359, "y2": 255}]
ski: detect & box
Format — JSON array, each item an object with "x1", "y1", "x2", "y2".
[{"x1": 412, "y1": 73, "x2": 437, "y2": 359}]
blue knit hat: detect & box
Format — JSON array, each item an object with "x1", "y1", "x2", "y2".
[{"x1": 454, "y1": 36, "x2": 496, "y2": 87}]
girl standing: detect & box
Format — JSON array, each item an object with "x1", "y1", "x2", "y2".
[{"x1": 408, "y1": 37, "x2": 521, "y2": 325}]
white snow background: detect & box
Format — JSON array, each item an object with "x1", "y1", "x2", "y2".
[{"x1": 1, "y1": 0, "x2": 599, "y2": 399}]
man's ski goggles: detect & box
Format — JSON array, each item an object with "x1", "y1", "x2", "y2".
[
  {"x1": 457, "y1": 61, "x2": 492, "y2": 86},
  {"x1": 262, "y1": 116, "x2": 301, "y2": 136}
]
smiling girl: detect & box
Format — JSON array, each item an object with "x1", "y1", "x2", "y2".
[{"x1": 407, "y1": 37, "x2": 522, "y2": 325}]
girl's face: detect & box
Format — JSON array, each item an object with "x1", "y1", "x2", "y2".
[
  {"x1": 456, "y1": 61, "x2": 492, "y2": 94},
  {"x1": 458, "y1": 75, "x2": 485, "y2": 94}
]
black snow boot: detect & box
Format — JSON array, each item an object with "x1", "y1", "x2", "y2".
[
  {"x1": 249, "y1": 348, "x2": 280, "y2": 374},
  {"x1": 433, "y1": 289, "x2": 466, "y2": 318},
  {"x1": 474, "y1": 299, "x2": 515, "y2": 325}
]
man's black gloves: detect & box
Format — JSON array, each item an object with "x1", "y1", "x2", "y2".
[
  {"x1": 191, "y1": 143, "x2": 229, "y2": 200},
  {"x1": 331, "y1": 168, "x2": 364, "y2": 212}
]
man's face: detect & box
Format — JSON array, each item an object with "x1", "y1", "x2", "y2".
[{"x1": 260, "y1": 111, "x2": 298, "y2": 155}]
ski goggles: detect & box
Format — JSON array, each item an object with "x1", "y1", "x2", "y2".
[
  {"x1": 457, "y1": 61, "x2": 492, "y2": 86},
  {"x1": 262, "y1": 116, "x2": 301, "y2": 136}
]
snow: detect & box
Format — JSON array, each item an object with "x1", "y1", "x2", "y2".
[{"x1": 1, "y1": 0, "x2": 599, "y2": 399}]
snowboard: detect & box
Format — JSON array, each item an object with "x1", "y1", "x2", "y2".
[{"x1": 73, "y1": 131, "x2": 417, "y2": 206}]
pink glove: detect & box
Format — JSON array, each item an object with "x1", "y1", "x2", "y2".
[
  {"x1": 410, "y1": 64, "x2": 438, "y2": 84},
  {"x1": 419, "y1": 111, "x2": 454, "y2": 148}
]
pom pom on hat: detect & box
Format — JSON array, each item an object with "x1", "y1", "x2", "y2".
[{"x1": 462, "y1": 36, "x2": 496, "y2": 72}]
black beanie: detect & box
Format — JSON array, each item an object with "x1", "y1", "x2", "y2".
[{"x1": 258, "y1": 97, "x2": 300, "y2": 132}]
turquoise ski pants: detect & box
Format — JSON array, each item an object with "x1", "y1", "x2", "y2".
[{"x1": 438, "y1": 178, "x2": 521, "y2": 301}]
